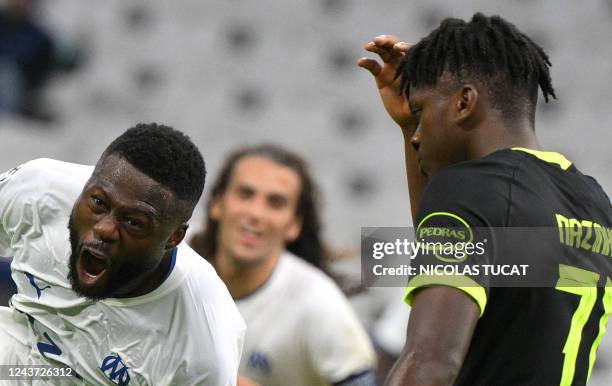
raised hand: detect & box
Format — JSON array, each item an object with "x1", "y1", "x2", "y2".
[
  {"x1": 357, "y1": 35, "x2": 416, "y2": 132},
  {"x1": 358, "y1": 35, "x2": 427, "y2": 222}
]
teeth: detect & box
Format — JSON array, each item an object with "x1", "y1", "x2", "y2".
[{"x1": 241, "y1": 226, "x2": 259, "y2": 236}]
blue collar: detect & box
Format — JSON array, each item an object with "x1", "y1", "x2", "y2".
[{"x1": 162, "y1": 247, "x2": 178, "y2": 281}]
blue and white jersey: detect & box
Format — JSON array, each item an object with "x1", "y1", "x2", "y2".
[
  {"x1": 0, "y1": 158, "x2": 245, "y2": 385},
  {"x1": 236, "y1": 253, "x2": 376, "y2": 386}
]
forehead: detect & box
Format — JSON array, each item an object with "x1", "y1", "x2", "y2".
[
  {"x1": 229, "y1": 156, "x2": 301, "y2": 197},
  {"x1": 88, "y1": 154, "x2": 173, "y2": 213}
]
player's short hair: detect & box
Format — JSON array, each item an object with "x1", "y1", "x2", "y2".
[
  {"x1": 190, "y1": 144, "x2": 326, "y2": 268},
  {"x1": 397, "y1": 12, "x2": 556, "y2": 125},
  {"x1": 101, "y1": 122, "x2": 206, "y2": 220}
]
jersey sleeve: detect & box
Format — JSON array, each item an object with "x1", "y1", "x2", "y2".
[
  {"x1": 0, "y1": 161, "x2": 39, "y2": 254},
  {"x1": 404, "y1": 162, "x2": 511, "y2": 317},
  {"x1": 305, "y1": 283, "x2": 376, "y2": 383}
]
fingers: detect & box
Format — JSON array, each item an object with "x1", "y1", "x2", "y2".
[
  {"x1": 357, "y1": 57, "x2": 382, "y2": 76},
  {"x1": 372, "y1": 34, "x2": 402, "y2": 49},
  {"x1": 393, "y1": 41, "x2": 412, "y2": 53},
  {"x1": 363, "y1": 35, "x2": 411, "y2": 63}
]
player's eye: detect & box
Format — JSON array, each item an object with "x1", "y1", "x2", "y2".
[
  {"x1": 89, "y1": 196, "x2": 107, "y2": 212},
  {"x1": 268, "y1": 195, "x2": 288, "y2": 210},
  {"x1": 124, "y1": 218, "x2": 143, "y2": 229},
  {"x1": 236, "y1": 187, "x2": 254, "y2": 200}
]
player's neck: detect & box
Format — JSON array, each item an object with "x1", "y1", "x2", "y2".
[
  {"x1": 214, "y1": 251, "x2": 281, "y2": 299},
  {"x1": 468, "y1": 122, "x2": 541, "y2": 159},
  {"x1": 113, "y1": 249, "x2": 173, "y2": 298}
]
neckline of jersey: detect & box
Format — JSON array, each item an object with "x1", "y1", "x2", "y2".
[
  {"x1": 101, "y1": 247, "x2": 184, "y2": 307},
  {"x1": 511, "y1": 147, "x2": 572, "y2": 170},
  {"x1": 234, "y1": 252, "x2": 288, "y2": 303}
]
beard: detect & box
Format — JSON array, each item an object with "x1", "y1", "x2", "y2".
[
  {"x1": 67, "y1": 216, "x2": 118, "y2": 301},
  {"x1": 67, "y1": 215, "x2": 158, "y2": 301}
]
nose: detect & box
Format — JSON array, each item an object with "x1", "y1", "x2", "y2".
[
  {"x1": 243, "y1": 197, "x2": 266, "y2": 222},
  {"x1": 92, "y1": 214, "x2": 120, "y2": 243}
]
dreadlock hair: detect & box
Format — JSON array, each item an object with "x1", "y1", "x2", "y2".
[
  {"x1": 397, "y1": 12, "x2": 556, "y2": 126},
  {"x1": 189, "y1": 144, "x2": 327, "y2": 270},
  {"x1": 100, "y1": 122, "x2": 206, "y2": 221}
]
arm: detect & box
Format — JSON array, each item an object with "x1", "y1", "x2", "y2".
[
  {"x1": 357, "y1": 35, "x2": 428, "y2": 223},
  {"x1": 385, "y1": 287, "x2": 480, "y2": 386}
]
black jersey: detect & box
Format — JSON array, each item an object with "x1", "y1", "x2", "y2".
[{"x1": 404, "y1": 148, "x2": 612, "y2": 386}]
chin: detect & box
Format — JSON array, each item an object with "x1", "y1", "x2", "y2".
[
  {"x1": 67, "y1": 217, "x2": 117, "y2": 301},
  {"x1": 231, "y1": 250, "x2": 269, "y2": 266}
]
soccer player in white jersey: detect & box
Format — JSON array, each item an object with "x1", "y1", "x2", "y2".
[
  {"x1": 190, "y1": 145, "x2": 376, "y2": 386},
  {"x1": 0, "y1": 123, "x2": 245, "y2": 385}
]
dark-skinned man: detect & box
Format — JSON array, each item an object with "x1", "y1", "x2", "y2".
[
  {"x1": 358, "y1": 13, "x2": 612, "y2": 386},
  {"x1": 0, "y1": 123, "x2": 245, "y2": 385}
]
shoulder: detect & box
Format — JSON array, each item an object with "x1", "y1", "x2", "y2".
[
  {"x1": 422, "y1": 150, "x2": 519, "y2": 203},
  {"x1": 280, "y1": 253, "x2": 357, "y2": 318},
  {"x1": 417, "y1": 150, "x2": 521, "y2": 227},
  {"x1": 1, "y1": 158, "x2": 93, "y2": 200},
  {"x1": 176, "y1": 243, "x2": 246, "y2": 333},
  {"x1": 165, "y1": 244, "x2": 245, "y2": 382},
  {"x1": 281, "y1": 253, "x2": 343, "y2": 296},
  {"x1": 2, "y1": 158, "x2": 92, "y2": 178},
  {"x1": 179, "y1": 243, "x2": 243, "y2": 312},
  {"x1": 0, "y1": 159, "x2": 93, "y2": 233}
]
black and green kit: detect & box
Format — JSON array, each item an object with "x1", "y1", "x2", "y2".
[{"x1": 405, "y1": 148, "x2": 612, "y2": 386}]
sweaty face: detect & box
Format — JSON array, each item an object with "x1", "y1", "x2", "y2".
[
  {"x1": 68, "y1": 155, "x2": 177, "y2": 300},
  {"x1": 408, "y1": 84, "x2": 468, "y2": 176},
  {"x1": 211, "y1": 156, "x2": 302, "y2": 266}
]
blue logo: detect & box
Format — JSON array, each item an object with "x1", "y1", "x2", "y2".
[
  {"x1": 25, "y1": 272, "x2": 51, "y2": 299},
  {"x1": 248, "y1": 351, "x2": 272, "y2": 374},
  {"x1": 100, "y1": 353, "x2": 131, "y2": 386}
]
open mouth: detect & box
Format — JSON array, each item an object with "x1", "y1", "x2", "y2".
[
  {"x1": 238, "y1": 224, "x2": 263, "y2": 246},
  {"x1": 77, "y1": 248, "x2": 110, "y2": 286}
]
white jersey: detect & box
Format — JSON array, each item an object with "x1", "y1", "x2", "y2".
[
  {"x1": 0, "y1": 159, "x2": 245, "y2": 386},
  {"x1": 236, "y1": 253, "x2": 375, "y2": 386}
]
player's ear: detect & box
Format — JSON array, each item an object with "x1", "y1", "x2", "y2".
[
  {"x1": 166, "y1": 224, "x2": 188, "y2": 250},
  {"x1": 454, "y1": 84, "x2": 479, "y2": 127},
  {"x1": 209, "y1": 195, "x2": 223, "y2": 220},
  {"x1": 284, "y1": 215, "x2": 303, "y2": 243}
]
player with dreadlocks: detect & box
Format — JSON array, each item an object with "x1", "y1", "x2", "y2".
[{"x1": 359, "y1": 12, "x2": 611, "y2": 386}]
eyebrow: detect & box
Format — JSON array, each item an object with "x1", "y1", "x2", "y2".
[
  {"x1": 268, "y1": 193, "x2": 288, "y2": 204},
  {"x1": 126, "y1": 203, "x2": 160, "y2": 219},
  {"x1": 234, "y1": 183, "x2": 290, "y2": 204},
  {"x1": 90, "y1": 184, "x2": 161, "y2": 220}
]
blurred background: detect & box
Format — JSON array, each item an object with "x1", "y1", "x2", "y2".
[{"x1": 0, "y1": 0, "x2": 610, "y2": 384}]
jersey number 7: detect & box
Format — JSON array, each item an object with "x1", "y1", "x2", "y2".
[{"x1": 555, "y1": 264, "x2": 612, "y2": 386}]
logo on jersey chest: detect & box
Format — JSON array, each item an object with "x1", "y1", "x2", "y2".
[
  {"x1": 100, "y1": 353, "x2": 131, "y2": 386},
  {"x1": 25, "y1": 272, "x2": 51, "y2": 299},
  {"x1": 248, "y1": 351, "x2": 272, "y2": 374}
]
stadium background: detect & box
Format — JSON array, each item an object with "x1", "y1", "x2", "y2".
[{"x1": 0, "y1": 0, "x2": 610, "y2": 384}]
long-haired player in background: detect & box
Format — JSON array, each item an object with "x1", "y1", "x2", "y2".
[{"x1": 190, "y1": 144, "x2": 377, "y2": 386}]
